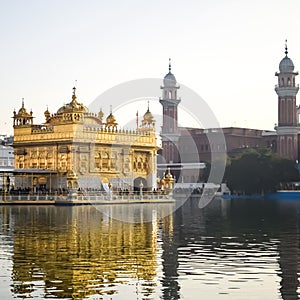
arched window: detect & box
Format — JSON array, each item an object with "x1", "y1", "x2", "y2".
[
  {"x1": 288, "y1": 78, "x2": 291, "y2": 86},
  {"x1": 281, "y1": 78, "x2": 284, "y2": 86}
]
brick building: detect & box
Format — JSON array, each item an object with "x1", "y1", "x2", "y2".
[{"x1": 159, "y1": 44, "x2": 299, "y2": 183}]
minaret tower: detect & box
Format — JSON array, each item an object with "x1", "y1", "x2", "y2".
[
  {"x1": 275, "y1": 41, "x2": 300, "y2": 160},
  {"x1": 159, "y1": 59, "x2": 181, "y2": 163}
]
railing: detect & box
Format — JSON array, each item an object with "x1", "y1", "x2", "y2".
[{"x1": 0, "y1": 191, "x2": 170, "y2": 202}]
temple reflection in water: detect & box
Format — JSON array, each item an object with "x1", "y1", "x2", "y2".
[{"x1": 8, "y1": 205, "x2": 174, "y2": 299}]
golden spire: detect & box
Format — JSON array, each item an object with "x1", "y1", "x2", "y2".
[
  {"x1": 44, "y1": 105, "x2": 51, "y2": 121},
  {"x1": 72, "y1": 86, "x2": 77, "y2": 101}
]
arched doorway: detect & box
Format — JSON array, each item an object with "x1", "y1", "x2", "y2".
[{"x1": 133, "y1": 177, "x2": 147, "y2": 191}]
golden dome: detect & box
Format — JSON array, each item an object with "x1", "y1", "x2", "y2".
[
  {"x1": 142, "y1": 102, "x2": 155, "y2": 127},
  {"x1": 44, "y1": 106, "x2": 50, "y2": 115},
  {"x1": 105, "y1": 106, "x2": 118, "y2": 128},
  {"x1": 106, "y1": 112, "x2": 116, "y2": 123},
  {"x1": 143, "y1": 109, "x2": 154, "y2": 122},
  {"x1": 17, "y1": 99, "x2": 31, "y2": 116},
  {"x1": 57, "y1": 87, "x2": 88, "y2": 114}
]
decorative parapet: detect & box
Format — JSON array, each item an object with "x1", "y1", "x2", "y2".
[{"x1": 31, "y1": 126, "x2": 54, "y2": 133}]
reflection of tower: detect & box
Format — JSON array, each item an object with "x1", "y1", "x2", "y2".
[
  {"x1": 276, "y1": 203, "x2": 300, "y2": 300},
  {"x1": 275, "y1": 41, "x2": 300, "y2": 160},
  {"x1": 160, "y1": 59, "x2": 181, "y2": 164},
  {"x1": 161, "y1": 212, "x2": 180, "y2": 300}
]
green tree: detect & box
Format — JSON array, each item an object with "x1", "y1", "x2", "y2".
[{"x1": 225, "y1": 148, "x2": 299, "y2": 195}]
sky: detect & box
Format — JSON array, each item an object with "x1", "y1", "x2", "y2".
[{"x1": 1, "y1": 0, "x2": 300, "y2": 135}]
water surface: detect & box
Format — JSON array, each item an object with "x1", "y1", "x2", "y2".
[{"x1": 0, "y1": 198, "x2": 300, "y2": 299}]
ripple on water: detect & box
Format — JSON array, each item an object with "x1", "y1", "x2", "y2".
[{"x1": 177, "y1": 236, "x2": 280, "y2": 293}]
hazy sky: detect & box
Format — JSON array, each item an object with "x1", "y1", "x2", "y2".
[{"x1": 1, "y1": 0, "x2": 300, "y2": 135}]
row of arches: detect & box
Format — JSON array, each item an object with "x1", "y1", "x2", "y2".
[{"x1": 279, "y1": 76, "x2": 296, "y2": 87}]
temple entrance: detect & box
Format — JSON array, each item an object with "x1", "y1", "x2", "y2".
[{"x1": 133, "y1": 177, "x2": 147, "y2": 191}]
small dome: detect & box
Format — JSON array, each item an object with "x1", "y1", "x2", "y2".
[
  {"x1": 18, "y1": 106, "x2": 28, "y2": 115},
  {"x1": 163, "y1": 72, "x2": 177, "y2": 87},
  {"x1": 17, "y1": 99, "x2": 30, "y2": 116},
  {"x1": 44, "y1": 107, "x2": 50, "y2": 116},
  {"x1": 142, "y1": 104, "x2": 155, "y2": 127},
  {"x1": 143, "y1": 108, "x2": 154, "y2": 122},
  {"x1": 106, "y1": 112, "x2": 116, "y2": 124},
  {"x1": 279, "y1": 55, "x2": 295, "y2": 73}
]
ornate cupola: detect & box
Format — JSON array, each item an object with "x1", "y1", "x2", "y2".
[
  {"x1": 141, "y1": 101, "x2": 155, "y2": 129},
  {"x1": 56, "y1": 87, "x2": 88, "y2": 123},
  {"x1": 44, "y1": 106, "x2": 51, "y2": 122},
  {"x1": 13, "y1": 98, "x2": 34, "y2": 127},
  {"x1": 275, "y1": 41, "x2": 300, "y2": 160},
  {"x1": 159, "y1": 59, "x2": 181, "y2": 163},
  {"x1": 98, "y1": 108, "x2": 104, "y2": 124},
  {"x1": 105, "y1": 106, "x2": 118, "y2": 129}
]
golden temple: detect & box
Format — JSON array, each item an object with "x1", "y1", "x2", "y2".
[{"x1": 12, "y1": 87, "x2": 159, "y2": 193}]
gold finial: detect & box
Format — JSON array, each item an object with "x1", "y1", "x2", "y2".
[
  {"x1": 169, "y1": 58, "x2": 171, "y2": 72},
  {"x1": 72, "y1": 86, "x2": 76, "y2": 101},
  {"x1": 22, "y1": 98, "x2": 24, "y2": 108},
  {"x1": 110, "y1": 105, "x2": 112, "y2": 114}
]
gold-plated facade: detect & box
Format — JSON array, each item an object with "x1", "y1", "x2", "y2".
[{"x1": 12, "y1": 88, "x2": 159, "y2": 192}]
